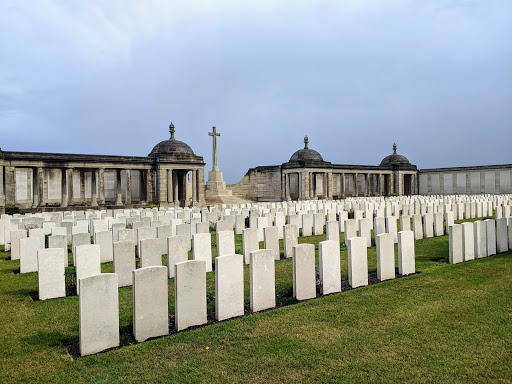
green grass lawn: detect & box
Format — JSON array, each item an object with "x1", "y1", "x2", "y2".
[{"x1": 0, "y1": 223, "x2": 511, "y2": 383}]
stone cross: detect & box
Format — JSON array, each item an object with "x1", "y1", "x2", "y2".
[{"x1": 208, "y1": 126, "x2": 220, "y2": 171}]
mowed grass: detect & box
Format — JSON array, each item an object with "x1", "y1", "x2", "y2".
[{"x1": 0, "y1": 221, "x2": 511, "y2": 383}]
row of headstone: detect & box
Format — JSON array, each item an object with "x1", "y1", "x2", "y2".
[
  {"x1": 448, "y1": 218, "x2": 511, "y2": 264},
  {"x1": 79, "y1": 231, "x2": 417, "y2": 356}
]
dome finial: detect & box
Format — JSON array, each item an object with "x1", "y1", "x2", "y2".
[
  {"x1": 393, "y1": 143, "x2": 397, "y2": 154},
  {"x1": 169, "y1": 122, "x2": 175, "y2": 140},
  {"x1": 304, "y1": 135, "x2": 309, "y2": 149}
]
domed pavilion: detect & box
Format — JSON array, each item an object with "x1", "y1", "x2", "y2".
[{"x1": 149, "y1": 123, "x2": 206, "y2": 207}]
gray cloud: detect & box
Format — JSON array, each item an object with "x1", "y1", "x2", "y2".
[{"x1": 1, "y1": 0, "x2": 511, "y2": 183}]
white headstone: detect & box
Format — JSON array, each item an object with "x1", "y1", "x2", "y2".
[
  {"x1": 264, "y1": 226, "x2": 280, "y2": 261},
  {"x1": 318, "y1": 240, "x2": 341, "y2": 295},
  {"x1": 302, "y1": 213, "x2": 313, "y2": 237},
  {"x1": 10, "y1": 229, "x2": 27, "y2": 261},
  {"x1": 49, "y1": 234, "x2": 68, "y2": 267},
  {"x1": 75, "y1": 244, "x2": 101, "y2": 295},
  {"x1": 461, "y1": 222, "x2": 475, "y2": 261},
  {"x1": 347, "y1": 237, "x2": 368, "y2": 288},
  {"x1": 484, "y1": 219, "x2": 497, "y2": 256},
  {"x1": 216, "y1": 230, "x2": 235, "y2": 257},
  {"x1": 95, "y1": 231, "x2": 113, "y2": 263},
  {"x1": 292, "y1": 243, "x2": 316, "y2": 301},
  {"x1": 113, "y1": 240, "x2": 136, "y2": 287},
  {"x1": 496, "y1": 217, "x2": 508, "y2": 253},
  {"x1": 449, "y1": 224, "x2": 463, "y2": 264},
  {"x1": 37, "y1": 248, "x2": 66, "y2": 300},
  {"x1": 20, "y1": 236, "x2": 45, "y2": 274},
  {"x1": 250, "y1": 249, "x2": 276, "y2": 312},
  {"x1": 79, "y1": 273, "x2": 119, "y2": 356},
  {"x1": 283, "y1": 224, "x2": 298, "y2": 259},
  {"x1": 242, "y1": 228, "x2": 259, "y2": 265},
  {"x1": 215, "y1": 254, "x2": 244, "y2": 321},
  {"x1": 398, "y1": 230, "x2": 415, "y2": 275},
  {"x1": 191, "y1": 233, "x2": 212, "y2": 273},
  {"x1": 174, "y1": 260, "x2": 207, "y2": 331},
  {"x1": 133, "y1": 266, "x2": 169, "y2": 342},
  {"x1": 376, "y1": 233, "x2": 395, "y2": 281},
  {"x1": 140, "y1": 238, "x2": 163, "y2": 268},
  {"x1": 473, "y1": 220, "x2": 487, "y2": 259}
]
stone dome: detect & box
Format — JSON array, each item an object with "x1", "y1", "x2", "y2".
[
  {"x1": 149, "y1": 123, "x2": 196, "y2": 157},
  {"x1": 288, "y1": 136, "x2": 324, "y2": 163},
  {"x1": 380, "y1": 144, "x2": 412, "y2": 167}
]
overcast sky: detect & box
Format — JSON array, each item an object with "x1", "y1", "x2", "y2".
[{"x1": 1, "y1": 0, "x2": 511, "y2": 183}]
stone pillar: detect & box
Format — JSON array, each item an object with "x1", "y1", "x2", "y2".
[
  {"x1": 285, "y1": 173, "x2": 291, "y2": 201},
  {"x1": 79, "y1": 169, "x2": 85, "y2": 203},
  {"x1": 139, "y1": 170, "x2": 145, "y2": 204},
  {"x1": 390, "y1": 173, "x2": 395, "y2": 195},
  {"x1": 167, "y1": 169, "x2": 173, "y2": 203},
  {"x1": 191, "y1": 169, "x2": 197, "y2": 204},
  {"x1": 32, "y1": 168, "x2": 39, "y2": 208},
  {"x1": 67, "y1": 169, "x2": 74, "y2": 205},
  {"x1": 304, "y1": 171, "x2": 310, "y2": 200},
  {"x1": 116, "y1": 169, "x2": 122, "y2": 205},
  {"x1": 61, "y1": 168, "x2": 68, "y2": 207},
  {"x1": 126, "y1": 170, "x2": 132, "y2": 204},
  {"x1": 173, "y1": 171, "x2": 179, "y2": 204},
  {"x1": 309, "y1": 172, "x2": 314, "y2": 199},
  {"x1": 182, "y1": 172, "x2": 188, "y2": 205},
  {"x1": 32, "y1": 167, "x2": 43, "y2": 208},
  {"x1": 0, "y1": 165, "x2": 4, "y2": 207},
  {"x1": 327, "y1": 172, "x2": 333, "y2": 199},
  {"x1": 99, "y1": 168, "x2": 105, "y2": 205},
  {"x1": 91, "y1": 169, "x2": 98, "y2": 206},
  {"x1": 366, "y1": 173, "x2": 370, "y2": 197},
  {"x1": 354, "y1": 173, "x2": 358, "y2": 197},
  {"x1": 197, "y1": 168, "x2": 206, "y2": 205},
  {"x1": 341, "y1": 172, "x2": 345, "y2": 198},
  {"x1": 4, "y1": 166, "x2": 15, "y2": 206},
  {"x1": 298, "y1": 172, "x2": 302, "y2": 200}
]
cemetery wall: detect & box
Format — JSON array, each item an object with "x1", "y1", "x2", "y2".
[
  {"x1": 228, "y1": 166, "x2": 283, "y2": 202},
  {"x1": 419, "y1": 165, "x2": 512, "y2": 195}
]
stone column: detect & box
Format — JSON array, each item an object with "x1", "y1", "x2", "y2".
[
  {"x1": 304, "y1": 171, "x2": 310, "y2": 200},
  {"x1": 61, "y1": 168, "x2": 68, "y2": 207},
  {"x1": 285, "y1": 173, "x2": 291, "y2": 201},
  {"x1": 99, "y1": 168, "x2": 105, "y2": 205},
  {"x1": 297, "y1": 172, "x2": 301, "y2": 200},
  {"x1": 116, "y1": 169, "x2": 123, "y2": 205},
  {"x1": 139, "y1": 170, "x2": 145, "y2": 204},
  {"x1": 366, "y1": 173, "x2": 370, "y2": 197},
  {"x1": 126, "y1": 169, "x2": 132, "y2": 204},
  {"x1": 340, "y1": 172, "x2": 345, "y2": 198},
  {"x1": 197, "y1": 168, "x2": 205, "y2": 205},
  {"x1": 79, "y1": 169, "x2": 85, "y2": 203},
  {"x1": 354, "y1": 173, "x2": 358, "y2": 197},
  {"x1": 183, "y1": 172, "x2": 189, "y2": 205},
  {"x1": 67, "y1": 169, "x2": 74, "y2": 205},
  {"x1": 327, "y1": 172, "x2": 333, "y2": 199},
  {"x1": 91, "y1": 169, "x2": 98, "y2": 206},
  {"x1": 191, "y1": 169, "x2": 197, "y2": 204},
  {"x1": 4, "y1": 167, "x2": 15, "y2": 206},
  {"x1": 32, "y1": 167, "x2": 42, "y2": 208},
  {"x1": 173, "y1": 171, "x2": 179, "y2": 204},
  {"x1": 309, "y1": 172, "x2": 314, "y2": 199},
  {"x1": 0, "y1": 164, "x2": 4, "y2": 207},
  {"x1": 167, "y1": 169, "x2": 173, "y2": 203},
  {"x1": 322, "y1": 173, "x2": 327, "y2": 199}
]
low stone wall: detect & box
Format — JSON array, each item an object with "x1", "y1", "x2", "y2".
[{"x1": 227, "y1": 166, "x2": 283, "y2": 202}]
